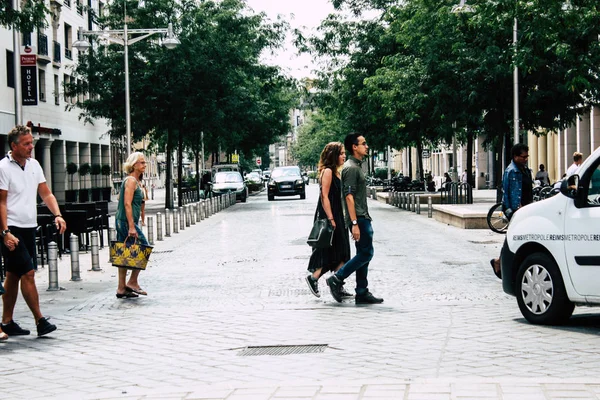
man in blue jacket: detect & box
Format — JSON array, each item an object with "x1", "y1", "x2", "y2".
[{"x1": 491, "y1": 143, "x2": 532, "y2": 278}]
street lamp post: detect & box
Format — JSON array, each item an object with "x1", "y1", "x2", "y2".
[{"x1": 73, "y1": 7, "x2": 179, "y2": 155}]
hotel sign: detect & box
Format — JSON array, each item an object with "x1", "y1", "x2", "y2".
[{"x1": 20, "y1": 46, "x2": 37, "y2": 106}]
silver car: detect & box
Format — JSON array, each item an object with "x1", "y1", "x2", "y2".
[{"x1": 211, "y1": 171, "x2": 248, "y2": 202}]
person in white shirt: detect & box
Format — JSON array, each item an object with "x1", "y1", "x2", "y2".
[
  {"x1": 566, "y1": 152, "x2": 583, "y2": 177},
  {"x1": 0, "y1": 125, "x2": 66, "y2": 339}
]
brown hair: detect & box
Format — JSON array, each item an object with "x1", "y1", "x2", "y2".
[{"x1": 317, "y1": 142, "x2": 343, "y2": 178}]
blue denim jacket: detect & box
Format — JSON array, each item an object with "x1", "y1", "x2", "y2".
[{"x1": 502, "y1": 161, "x2": 532, "y2": 216}]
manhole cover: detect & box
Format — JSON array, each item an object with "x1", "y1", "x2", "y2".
[{"x1": 237, "y1": 344, "x2": 328, "y2": 356}]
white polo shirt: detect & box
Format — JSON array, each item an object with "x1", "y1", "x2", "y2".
[{"x1": 0, "y1": 152, "x2": 46, "y2": 228}]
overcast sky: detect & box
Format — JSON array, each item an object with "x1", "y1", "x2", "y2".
[{"x1": 244, "y1": 0, "x2": 336, "y2": 79}]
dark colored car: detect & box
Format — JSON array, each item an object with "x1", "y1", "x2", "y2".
[{"x1": 268, "y1": 166, "x2": 306, "y2": 201}]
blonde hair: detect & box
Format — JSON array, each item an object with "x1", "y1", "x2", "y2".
[{"x1": 123, "y1": 152, "x2": 145, "y2": 174}]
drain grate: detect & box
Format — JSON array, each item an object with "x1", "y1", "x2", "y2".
[{"x1": 237, "y1": 344, "x2": 328, "y2": 356}]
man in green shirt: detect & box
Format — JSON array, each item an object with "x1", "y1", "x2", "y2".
[{"x1": 326, "y1": 133, "x2": 383, "y2": 304}]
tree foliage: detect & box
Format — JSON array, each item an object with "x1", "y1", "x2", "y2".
[
  {"x1": 298, "y1": 0, "x2": 600, "y2": 181},
  {"x1": 67, "y1": 0, "x2": 297, "y2": 207},
  {"x1": 0, "y1": 0, "x2": 47, "y2": 31}
]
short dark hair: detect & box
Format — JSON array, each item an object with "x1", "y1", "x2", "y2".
[
  {"x1": 8, "y1": 125, "x2": 31, "y2": 148},
  {"x1": 344, "y1": 132, "x2": 362, "y2": 155},
  {"x1": 573, "y1": 152, "x2": 583, "y2": 162},
  {"x1": 511, "y1": 143, "x2": 529, "y2": 159}
]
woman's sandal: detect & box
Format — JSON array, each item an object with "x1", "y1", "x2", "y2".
[
  {"x1": 116, "y1": 291, "x2": 139, "y2": 299},
  {"x1": 126, "y1": 286, "x2": 147, "y2": 296},
  {"x1": 490, "y1": 259, "x2": 502, "y2": 279}
]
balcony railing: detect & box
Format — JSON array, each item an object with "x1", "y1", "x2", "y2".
[
  {"x1": 53, "y1": 41, "x2": 61, "y2": 63},
  {"x1": 63, "y1": 0, "x2": 71, "y2": 7},
  {"x1": 38, "y1": 33, "x2": 48, "y2": 56}
]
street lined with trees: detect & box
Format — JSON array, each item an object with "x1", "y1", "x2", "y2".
[
  {"x1": 295, "y1": 0, "x2": 600, "y2": 184},
  {"x1": 66, "y1": 0, "x2": 297, "y2": 207}
]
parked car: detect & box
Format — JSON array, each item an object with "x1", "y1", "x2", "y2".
[
  {"x1": 211, "y1": 171, "x2": 248, "y2": 202},
  {"x1": 245, "y1": 172, "x2": 263, "y2": 191},
  {"x1": 501, "y1": 146, "x2": 600, "y2": 325},
  {"x1": 267, "y1": 166, "x2": 306, "y2": 201}
]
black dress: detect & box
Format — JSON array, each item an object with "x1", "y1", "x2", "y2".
[{"x1": 307, "y1": 173, "x2": 351, "y2": 274}]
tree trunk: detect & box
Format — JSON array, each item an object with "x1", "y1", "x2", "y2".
[
  {"x1": 416, "y1": 140, "x2": 424, "y2": 181},
  {"x1": 466, "y1": 129, "x2": 473, "y2": 187},
  {"x1": 177, "y1": 130, "x2": 183, "y2": 207},
  {"x1": 194, "y1": 147, "x2": 200, "y2": 200},
  {"x1": 165, "y1": 129, "x2": 174, "y2": 209}
]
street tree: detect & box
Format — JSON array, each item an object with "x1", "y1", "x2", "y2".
[{"x1": 67, "y1": 0, "x2": 296, "y2": 207}]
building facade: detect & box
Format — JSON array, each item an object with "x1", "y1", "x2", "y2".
[{"x1": 0, "y1": 0, "x2": 111, "y2": 203}]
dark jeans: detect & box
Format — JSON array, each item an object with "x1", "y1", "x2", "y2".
[{"x1": 335, "y1": 218, "x2": 373, "y2": 295}]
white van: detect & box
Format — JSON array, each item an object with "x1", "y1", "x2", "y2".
[{"x1": 502, "y1": 147, "x2": 600, "y2": 325}]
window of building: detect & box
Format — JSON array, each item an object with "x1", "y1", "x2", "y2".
[
  {"x1": 22, "y1": 32, "x2": 32, "y2": 46},
  {"x1": 54, "y1": 74, "x2": 59, "y2": 105},
  {"x1": 64, "y1": 23, "x2": 73, "y2": 60},
  {"x1": 39, "y1": 69, "x2": 46, "y2": 102},
  {"x1": 6, "y1": 50, "x2": 14, "y2": 88}
]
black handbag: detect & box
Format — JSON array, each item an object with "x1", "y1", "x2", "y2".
[
  {"x1": 307, "y1": 190, "x2": 334, "y2": 248},
  {"x1": 307, "y1": 218, "x2": 334, "y2": 248}
]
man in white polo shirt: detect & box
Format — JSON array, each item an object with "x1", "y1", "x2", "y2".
[{"x1": 0, "y1": 125, "x2": 66, "y2": 338}]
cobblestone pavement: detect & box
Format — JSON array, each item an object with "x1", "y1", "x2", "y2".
[{"x1": 3, "y1": 185, "x2": 600, "y2": 399}]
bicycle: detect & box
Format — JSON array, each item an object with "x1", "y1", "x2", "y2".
[{"x1": 487, "y1": 202, "x2": 509, "y2": 234}]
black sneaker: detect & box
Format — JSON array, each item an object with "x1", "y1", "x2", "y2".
[
  {"x1": 305, "y1": 275, "x2": 320, "y2": 298},
  {"x1": 355, "y1": 291, "x2": 384, "y2": 304},
  {"x1": 340, "y1": 284, "x2": 354, "y2": 298},
  {"x1": 36, "y1": 317, "x2": 57, "y2": 337},
  {"x1": 1, "y1": 320, "x2": 30, "y2": 336},
  {"x1": 326, "y1": 275, "x2": 343, "y2": 303}
]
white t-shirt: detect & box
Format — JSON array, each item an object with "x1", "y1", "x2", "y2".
[
  {"x1": 566, "y1": 162, "x2": 580, "y2": 178},
  {"x1": 0, "y1": 153, "x2": 46, "y2": 228}
]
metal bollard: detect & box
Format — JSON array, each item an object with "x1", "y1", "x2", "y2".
[
  {"x1": 416, "y1": 195, "x2": 421, "y2": 215},
  {"x1": 147, "y1": 216, "x2": 154, "y2": 245},
  {"x1": 428, "y1": 196, "x2": 433, "y2": 218},
  {"x1": 195, "y1": 202, "x2": 200, "y2": 222},
  {"x1": 179, "y1": 206, "x2": 185, "y2": 230},
  {"x1": 109, "y1": 226, "x2": 117, "y2": 244},
  {"x1": 165, "y1": 209, "x2": 171, "y2": 237},
  {"x1": 200, "y1": 200, "x2": 205, "y2": 220},
  {"x1": 173, "y1": 208, "x2": 179, "y2": 233},
  {"x1": 47, "y1": 242, "x2": 59, "y2": 291},
  {"x1": 185, "y1": 205, "x2": 191, "y2": 227},
  {"x1": 190, "y1": 204, "x2": 196, "y2": 225},
  {"x1": 157, "y1": 212, "x2": 163, "y2": 241},
  {"x1": 400, "y1": 193, "x2": 405, "y2": 209},
  {"x1": 208, "y1": 198, "x2": 213, "y2": 216},
  {"x1": 411, "y1": 194, "x2": 416, "y2": 212},
  {"x1": 70, "y1": 234, "x2": 81, "y2": 281},
  {"x1": 91, "y1": 231, "x2": 101, "y2": 271}
]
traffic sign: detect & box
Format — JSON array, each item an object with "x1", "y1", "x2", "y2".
[
  {"x1": 231, "y1": 154, "x2": 239, "y2": 163},
  {"x1": 256, "y1": 157, "x2": 262, "y2": 166}
]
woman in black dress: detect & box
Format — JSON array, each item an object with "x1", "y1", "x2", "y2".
[{"x1": 305, "y1": 142, "x2": 351, "y2": 298}]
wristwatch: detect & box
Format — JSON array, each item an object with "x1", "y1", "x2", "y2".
[
  {"x1": 1, "y1": 229, "x2": 11, "y2": 238},
  {"x1": 351, "y1": 220, "x2": 358, "y2": 226}
]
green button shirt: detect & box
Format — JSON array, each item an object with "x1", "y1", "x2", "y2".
[{"x1": 341, "y1": 155, "x2": 371, "y2": 228}]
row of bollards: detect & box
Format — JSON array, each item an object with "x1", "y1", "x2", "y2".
[
  {"x1": 47, "y1": 192, "x2": 237, "y2": 291},
  {"x1": 387, "y1": 191, "x2": 433, "y2": 219}
]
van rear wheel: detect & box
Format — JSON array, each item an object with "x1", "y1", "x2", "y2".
[{"x1": 516, "y1": 252, "x2": 574, "y2": 325}]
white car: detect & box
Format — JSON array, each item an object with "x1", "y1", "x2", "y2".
[{"x1": 502, "y1": 147, "x2": 600, "y2": 325}]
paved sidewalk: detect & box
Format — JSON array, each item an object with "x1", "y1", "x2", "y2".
[{"x1": 3, "y1": 187, "x2": 600, "y2": 399}]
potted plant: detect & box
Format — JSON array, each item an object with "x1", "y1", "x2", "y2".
[
  {"x1": 101, "y1": 164, "x2": 112, "y2": 201},
  {"x1": 65, "y1": 162, "x2": 78, "y2": 203},
  {"x1": 91, "y1": 163, "x2": 102, "y2": 201},
  {"x1": 78, "y1": 162, "x2": 91, "y2": 202}
]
